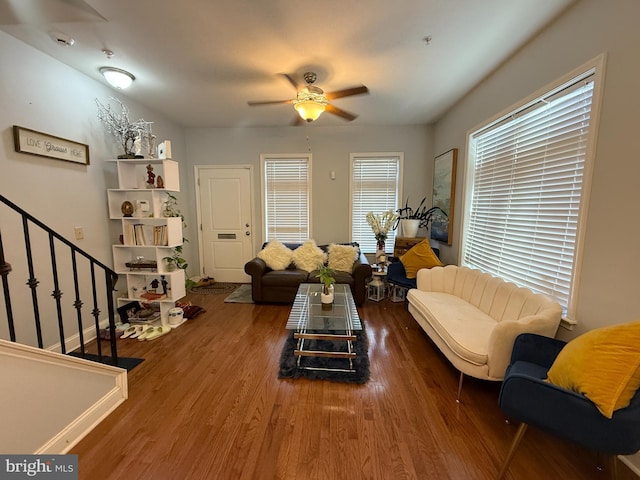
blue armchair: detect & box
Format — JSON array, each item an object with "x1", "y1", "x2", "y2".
[
  {"x1": 497, "y1": 333, "x2": 640, "y2": 479},
  {"x1": 386, "y1": 247, "x2": 439, "y2": 293}
]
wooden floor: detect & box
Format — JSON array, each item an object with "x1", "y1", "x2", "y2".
[{"x1": 72, "y1": 290, "x2": 635, "y2": 480}]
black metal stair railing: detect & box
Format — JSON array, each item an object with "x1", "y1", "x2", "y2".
[{"x1": 0, "y1": 194, "x2": 120, "y2": 366}]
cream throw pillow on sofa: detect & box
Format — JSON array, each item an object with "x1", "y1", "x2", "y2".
[
  {"x1": 328, "y1": 244, "x2": 358, "y2": 272},
  {"x1": 257, "y1": 240, "x2": 293, "y2": 271},
  {"x1": 292, "y1": 240, "x2": 327, "y2": 272}
]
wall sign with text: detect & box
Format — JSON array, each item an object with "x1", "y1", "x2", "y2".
[{"x1": 13, "y1": 125, "x2": 90, "y2": 165}]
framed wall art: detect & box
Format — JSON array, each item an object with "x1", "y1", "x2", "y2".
[
  {"x1": 13, "y1": 125, "x2": 90, "y2": 165},
  {"x1": 430, "y1": 148, "x2": 457, "y2": 245}
]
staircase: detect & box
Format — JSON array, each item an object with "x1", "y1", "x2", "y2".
[{"x1": 0, "y1": 194, "x2": 120, "y2": 365}]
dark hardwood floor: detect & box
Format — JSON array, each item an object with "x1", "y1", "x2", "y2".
[{"x1": 72, "y1": 289, "x2": 636, "y2": 479}]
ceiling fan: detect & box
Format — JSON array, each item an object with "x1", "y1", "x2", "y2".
[{"x1": 248, "y1": 72, "x2": 369, "y2": 124}]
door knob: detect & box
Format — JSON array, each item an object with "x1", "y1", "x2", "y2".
[{"x1": 245, "y1": 231, "x2": 250, "y2": 236}]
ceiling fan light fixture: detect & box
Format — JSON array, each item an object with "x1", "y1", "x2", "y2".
[
  {"x1": 100, "y1": 67, "x2": 135, "y2": 89},
  {"x1": 294, "y1": 100, "x2": 326, "y2": 122},
  {"x1": 293, "y1": 90, "x2": 327, "y2": 122}
]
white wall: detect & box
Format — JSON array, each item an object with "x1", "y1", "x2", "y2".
[
  {"x1": 0, "y1": 339, "x2": 127, "y2": 454},
  {"x1": 185, "y1": 124, "x2": 434, "y2": 257},
  {"x1": 0, "y1": 31, "x2": 187, "y2": 348},
  {"x1": 433, "y1": 0, "x2": 640, "y2": 338}
]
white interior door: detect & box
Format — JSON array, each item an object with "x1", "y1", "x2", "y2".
[{"x1": 197, "y1": 166, "x2": 253, "y2": 283}]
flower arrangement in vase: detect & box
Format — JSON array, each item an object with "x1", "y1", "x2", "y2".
[{"x1": 366, "y1": 209, "x2": 398, "y2": 262}]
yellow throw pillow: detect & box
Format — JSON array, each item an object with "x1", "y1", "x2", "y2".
[
  {"x1": 546, "y1": 320, "x2": 640, "y2": 418},
  {"x1": 399, "y1": 239, "x2": 443, "y2": 279},
  {"x1": 257, "y1": 240, "x2": 293, "y2": 271},
  {"x1": 327, "y1": 244, "x2": 359, "y2": 272},
  {"x1": 292, "y1": 240, "x2": 327, "y2": 272}
]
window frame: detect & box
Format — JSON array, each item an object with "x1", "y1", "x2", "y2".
[
  {"x1": 260, "y1": 153, "x2": 312, "y2": 244},
  {"x1": 460, "y1": 54, "x2": 606, "y2": 323},
  {"x1": 349, "y1": 152, "x2": 404, "y2": 254}
]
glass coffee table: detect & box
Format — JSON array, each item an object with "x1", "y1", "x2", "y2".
[{"x1": 286, "y1": 283, "x2": 362, "y2": 373}]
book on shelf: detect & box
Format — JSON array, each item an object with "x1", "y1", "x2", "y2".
[
  {"x1": 152, "y1": 225, "x2": 168, "y2": 246},
  {"x1": 133, "y1": 224, "x2": 147, "y2": 245}
]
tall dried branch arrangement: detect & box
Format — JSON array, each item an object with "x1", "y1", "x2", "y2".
[{"x1": 95, "y1": 97, "x2": 155, "y2": 157}]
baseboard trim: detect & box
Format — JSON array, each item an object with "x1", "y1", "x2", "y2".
[
  {"x1": 620, "y1": 455, "x2": 640, "y2": 478},
  {"x1": 35, "y1": 385, "x2": 127, "y2": 454},
  {"x1": 46, "y1": 318, "x2": 110, "y2": 355}
]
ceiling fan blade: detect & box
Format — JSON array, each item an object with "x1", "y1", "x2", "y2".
[
  {"x1": 280, "y1": 73, "x2": 300, "y2": 90},
  {"x1": 247, "y1": 99, "x2": 293, "y2": 106},
  {"x1": 326, "y1": 104, "x2": 358, "y2": 121},
  {"x1": 325, "y1": 85, "x2": 369, "y2": 100}
]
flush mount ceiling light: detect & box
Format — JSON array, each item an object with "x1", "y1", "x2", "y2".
[{"x1": 99, "y1": 67, "x2": 135, "y2": 89}]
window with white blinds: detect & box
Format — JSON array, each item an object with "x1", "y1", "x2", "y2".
[
  {"x1": 261, "y1": 154, "x2": 311, "y2": 243},
  {"x1": 350, "y1": 153, "x2": 402, "y2": 253},
  {"x1": 462, "y1": 64, "x2": 601, "y2": 320}
]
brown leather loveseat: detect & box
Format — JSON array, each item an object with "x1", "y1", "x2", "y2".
[{"x1": 244, "y1": 242, "x2": 372, "y2": 306}]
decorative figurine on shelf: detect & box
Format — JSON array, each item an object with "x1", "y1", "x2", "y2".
[
  {"x1": 156, "y1": 175, "x2": 164, "y2": 189},
  {"x1": 146, "y1": 164, "x2": 155, "y2": 189},
  {"x1": 121, "y1": 200, "x2": 134, "y2": 217},
  {"x1": 149, "y1": 278, "x2": 160, "y2": 293}
]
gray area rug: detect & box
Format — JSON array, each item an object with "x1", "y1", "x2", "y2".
[
  {"x1": 278, "y1": 325, "x2": 370, "y2": 384},
  {"x1": 223, "y1": 284, "x2": 254, "y2": 303},
  {"x1": 190, "y1": 282, "x2": 237, "y2": 295}
]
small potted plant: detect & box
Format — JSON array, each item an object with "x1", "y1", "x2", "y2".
[
  {"x1": 316, "y1": 265, "x2": 336, "y2": 308},
  {"x1": 163, "y1": 245, "x2": 187, "y2": 272},
  {"x1": 163, "y1": 193, "x2": 186, "y2": 227},
  {"x1": 394, "y1": 197, "x2": 448, "y2": 238}
]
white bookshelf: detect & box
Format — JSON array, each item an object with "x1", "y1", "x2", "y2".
[{"x1": 107, "y1": 159, "x2": 186, "y2": 327}]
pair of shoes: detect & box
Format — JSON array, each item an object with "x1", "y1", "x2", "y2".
[
  {"x1": 121, "y1": 325, "x2": 139, "y2": 338},
  {"x1": 115, "y1": 323, "x2": 130, "y2": 332},
  {"x1": 138, "y1": 325, "x2": 171, "y2": 341},
  {"x1": 196, "y1": 276, "x2": 215, "y2": 287},
  {"x1": 122, "y1": 325, "x2": 152, "y2": 339}
]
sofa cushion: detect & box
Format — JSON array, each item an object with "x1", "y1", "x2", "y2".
[
  {"x1": 327, "y1": 243, "x2": 359, "y2": 272},
  {"x1": 257, "y1": 240, "x2": 293, "y2": 271},
  {"x1": 407, "y1": 290, "x2": 496, "y2": 366},
  {"x1": 292, "y1": 240, "x2": 327, "y2": 272},
  {"x1": 262, "y1": 269, "x2": 309, "y2": 287},
  {"x1": 400, "y1": 239, "x2": 443, "y2": 279},
  {"x1": 547, "y1": 320, "x2": 640, "y2": 418}
]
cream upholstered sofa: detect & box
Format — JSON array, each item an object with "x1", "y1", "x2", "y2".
[{"x1": 407, "y1": 265, "x2": 562, "y2": 399}]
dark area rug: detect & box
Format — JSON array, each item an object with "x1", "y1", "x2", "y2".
[
  {"x1": 278, "y1": 325, "x2": 370, "y2": 384},
  {"x1": 189, "y1": 282, "x2": 237, "y2": 295},
  {"x1": 68, "y1": 352, "x2": 144, "y2": 371}
]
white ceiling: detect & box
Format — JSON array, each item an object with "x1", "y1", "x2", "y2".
[{"x1": 0, "y1": 0, "x2": 575, "y2": 128}]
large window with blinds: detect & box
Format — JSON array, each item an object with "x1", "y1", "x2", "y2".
[
  {"x1": 261, "y1": 154, "x2": 311, "y2": 243},
  {"x1": 462, "y1": 57, "x2": 603, "y2": 321},
  {"x1": 350, "y1": 153, "x2": 403, "y2": 254}
]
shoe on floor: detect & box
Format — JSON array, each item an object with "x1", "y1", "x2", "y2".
[
  {"x1": 144, "y1": 325, "x2": 172, "y2": 341},
  {"x1": 130, "y1": 325, "x2": 152, "y2": 339}
]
